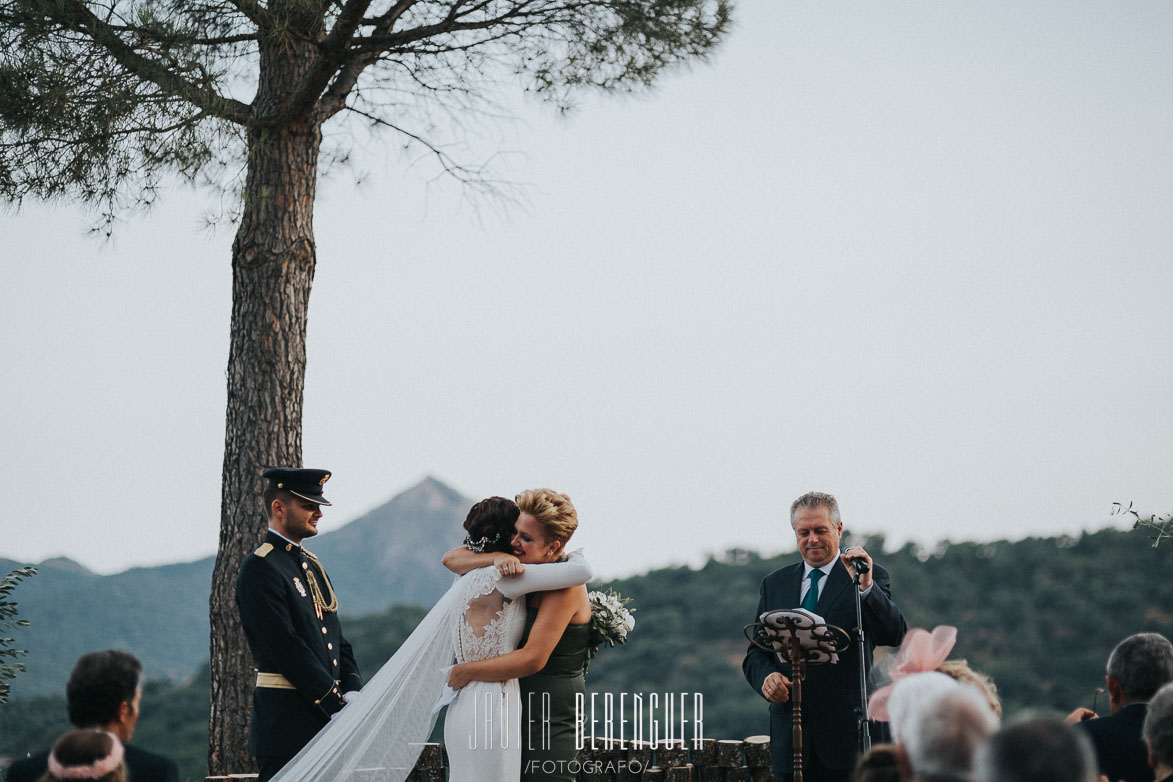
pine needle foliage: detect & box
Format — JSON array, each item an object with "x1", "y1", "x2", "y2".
[
  {"x1": 0, "y1": 566, "x2": 37, "y2": 705},
  {"x1": 0, "y1": 0, "x2": 732, "y2": 222}
]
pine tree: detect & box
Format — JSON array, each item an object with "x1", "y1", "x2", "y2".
[{"x1": 0, "y1": 0, "x2": 731, "y2": 772}]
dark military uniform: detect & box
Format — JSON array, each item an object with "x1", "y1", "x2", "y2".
[{"x1": 237, "y1": 516, "x2": 362, "y2": 780}]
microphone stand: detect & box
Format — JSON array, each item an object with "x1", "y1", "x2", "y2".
[{"x1": 851, "y1": 566, "x2": 871, "y2": 756}]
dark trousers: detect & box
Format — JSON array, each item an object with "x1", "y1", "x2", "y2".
[
  {"x1": 257, "y1": 753, "x2": 295, "y2": 782},
  {"x1": 779, "y1": 749, "x2": 852, "y2": 782}
]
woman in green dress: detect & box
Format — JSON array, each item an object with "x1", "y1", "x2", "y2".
[{"x1": 446, "y1": 488, "x2": 592, "y2": 782}]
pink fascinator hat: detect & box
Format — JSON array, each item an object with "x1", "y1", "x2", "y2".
[{"x1": 867, "y1": 625, "x2": 957, "y2": 721}]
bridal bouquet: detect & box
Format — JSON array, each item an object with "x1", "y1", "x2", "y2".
[{"x1": 587, "y1": 588, "x2": 635, "y2": 659}]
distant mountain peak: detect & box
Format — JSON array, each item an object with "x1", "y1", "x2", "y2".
[
  {"x1": 397, "y1": 475, "x2": 468, "y2": 511},
  {"x1": 37, "y1": 556, "x2": 94, "y2": 575}
]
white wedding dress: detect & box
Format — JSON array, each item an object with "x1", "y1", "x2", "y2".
[
  {"x1": 445, "y1": 554, "x2": 591, "y2": 780},
  {"x1": 268, "y1": 552, "x2": 592, "y2": 782}
]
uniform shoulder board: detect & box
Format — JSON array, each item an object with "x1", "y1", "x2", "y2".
[{"x1": 254, "y1": 542, "x2": 275, "y2": 558}]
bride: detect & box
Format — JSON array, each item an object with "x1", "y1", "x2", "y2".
[
  {"x1": 267, "y1": 495, "x2": 592, "y2": 782},
  {"x1": 443, "y1": 488, "x2": 592, "y2": 782}
]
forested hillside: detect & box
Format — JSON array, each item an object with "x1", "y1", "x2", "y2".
[
  {"x1": 3, "y1": 526, "x2": 1168, "y2": 782},
  {"x1": 588, "y1": 526, "x2": 1173, "y2": 741}
]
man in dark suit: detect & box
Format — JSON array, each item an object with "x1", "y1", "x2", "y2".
[
  {"x1": 236, "y1": 467, "x2": 363, "y2": 782},
  {"x1": 743, "y1": 491, "x2": 907, "y2": 782},
  {"x1": 4, "y1": 649, "x2": 179, "y2": 782},
  {"x1": 1066, "y1": 632, "x2": 1173, "y2": 782}
]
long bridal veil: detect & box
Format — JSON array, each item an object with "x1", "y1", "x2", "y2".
[{"x1": 269, "y1": 577, "x2": 465, "y2": 782}]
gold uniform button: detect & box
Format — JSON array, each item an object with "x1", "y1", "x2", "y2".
[
  {"x1": 328, "y1": 643, "x2": 333, "y2": 650},
  {"x1": 302, "y1": 562, "x2": 308, "y2": 569},
  {"x1": 314, "y1": 699, "x2": 320, "y2": 705},
  {"x1": 322, "y1": 627, "x2": 328, "y2": 634},
  {"x1": 285, "y1": 544, "x2": 292, "y2": 551},
  {"x1": 333, "y1": 659, "x2": 338, "y2": 667}
]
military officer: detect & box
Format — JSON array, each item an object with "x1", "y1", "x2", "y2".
[{"x1": 236, "y1": 467, "x2": 363, "y2": 781}]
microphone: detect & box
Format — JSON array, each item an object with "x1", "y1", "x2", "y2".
[{"x1": 841, "y1": 549, "x2": 870, "y2": 574}]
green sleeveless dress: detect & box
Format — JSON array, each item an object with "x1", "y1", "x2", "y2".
[{"x1": 518, "y1": 603, "x2": 591, "y2": 782}]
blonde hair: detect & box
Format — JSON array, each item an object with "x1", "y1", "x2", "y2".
[
  {"x1": 938, "y1": 658, "x2": 1002, "y2": 717},
  {"x1": 515, "y1": 488, "x2": 578, "y2": 549}
]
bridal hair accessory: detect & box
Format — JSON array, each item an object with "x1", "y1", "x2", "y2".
[
  {"x1": 463, "y1": 533, "x2": 500, "y2": 553},
  {"x1": 867, "y1": 625, "x2": 957, "y2": 721},
  {"x1": 48, "y1": 731, "x2": 124, "y2": 779}
]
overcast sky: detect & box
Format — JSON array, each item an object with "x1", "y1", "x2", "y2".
[{"x1": 3, "y1": 1, "x2": 1171, "y2": 580}]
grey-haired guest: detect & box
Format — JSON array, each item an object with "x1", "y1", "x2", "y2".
[
  {"x1": 1144, "y1": 683, "x2": 1173, "y2": 782},
  {"x1": 1066, "y1": 632, "x2": 1173, "y2": 782}
]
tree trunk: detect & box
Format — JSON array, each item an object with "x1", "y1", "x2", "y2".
[{"x1": 208, "y1": 14, "x2": 324, "y2": 772}]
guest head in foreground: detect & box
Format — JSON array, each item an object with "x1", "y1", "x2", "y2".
[
  {"x1": 1107, "y1": 633, "x2": 1173, "y2": 712},
  {"x1": 887, "y1": 671, "x2": 999, "y2": 782},
  {"x1": 976, "y1": 714, "x2": 1098, "y2": 782},
  {"x1": 1144, "y1": 682, "x2": 1173, "y2": 782},
  {"x1": 66, "y1": 650, "x2": 142, "y2": 741},
  {"x1": 853, "y1": 744, "x2": 903, "y2": 782},
  {"x1": 41, "y1": 729, "x2": 126, "y2": 782}
]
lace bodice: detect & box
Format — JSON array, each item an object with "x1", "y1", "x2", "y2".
[
  {"x1": 453, "y1": 567, "x2": 525, "y2": 663},
  {"x1": 452, "y1": 553, "x2": 594, "y2": 664}
]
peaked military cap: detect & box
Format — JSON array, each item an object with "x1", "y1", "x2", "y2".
[{"x1": 263, "y1": 467, "x2": 333, "y2": 505}]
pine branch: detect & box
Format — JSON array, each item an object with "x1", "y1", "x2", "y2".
[
  {"x1": 362, "y1": 0, "x2": 420, "y2": 28},
  {"x1": 47, "y1": 0, "x2": 253, "y2": 126},
  {"x1": 183, "y1": 33, "x2": 259, "y2": 46},
  {"x1": 348, "y1": 8, "x2": 538, "y2": 55},
  {"x1": 0, "y1": 112, "x2": 207, "y2": 150},
  {"x1": 324, "y1": 1, "x2": 551, "y2": 118},
  {"x1": 341, "y1": 103, "x2": 499, "y2": 190},
  {"x1": 224, "y1": 0, "x2": 273, "y2": 30},
  {"x1": 318, "y1": 0, "x2": 416, "y2": 119},
  {"x1": 284, "y1": 0, "x2": 373, "y2": 122}
]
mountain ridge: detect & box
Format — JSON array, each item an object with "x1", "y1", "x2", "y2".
[{"x1": 0, "y1": 476, "x2": 474, "y2": 697}]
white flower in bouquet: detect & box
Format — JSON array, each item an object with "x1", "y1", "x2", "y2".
[{"x1": 587, "y1": 588, "x2": 635, "y2": 658}]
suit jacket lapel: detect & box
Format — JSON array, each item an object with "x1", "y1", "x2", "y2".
[
  {"x1": 776, "y1": 562, "x2": 804, "y2": 609},
  {"x1": 816, "y1": 559, "x2": 851, "y2": 611}
]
